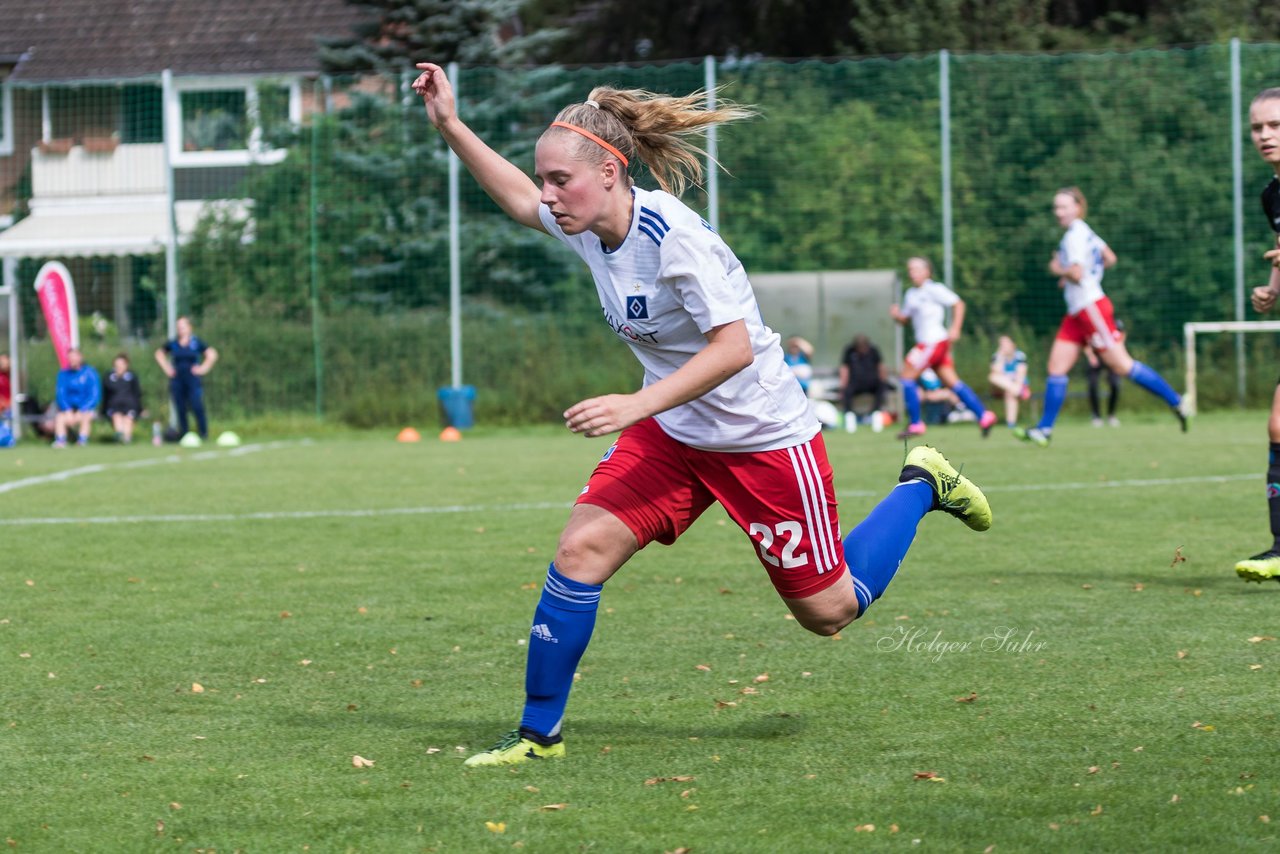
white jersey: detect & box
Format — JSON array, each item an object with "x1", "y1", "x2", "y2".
[
  {"x1": 900, "y1": 279, "x2": 960, "y2": 346},
  {"x1": 538, "y1": 187, "x2": 817, "y2": 452},
  {"x1": 1057, "y1": 219, "x2": 1108, "y2": 315}
]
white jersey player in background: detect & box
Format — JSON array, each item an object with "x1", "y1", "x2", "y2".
[
  {"x1": 1015, "y1": 186, "x2": 1187, "y2": 447},
  {"x1": 890, "y1": 257, "x2": 998, "y2": 440},
  {"x1": 411, "y1": 62, "x2": 993, "y2": 767}
]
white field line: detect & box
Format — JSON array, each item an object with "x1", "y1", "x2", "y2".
[
  {"x1": 0, "y1": 440, "x2": 309, "y2": 497},
  {"x1": 0, "y1": 471, "x2": 1256, "y2": 527}
]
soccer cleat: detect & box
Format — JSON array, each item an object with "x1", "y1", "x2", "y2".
[
  {"x1": 979, "y1": 410, "x2": 998, "y2": 437},
  {"x1": 463, "y1": 729, "x2": 566, "y2": 767},
  {"x1": 1174, "y1": 399, "x2": 1190, "y2": 433},
  {"x1": 1091, "y1": 417, "x2": 1104, "y2": 428},
  {"x1": 1236, "y1": 550, "x2": 1280, "y2": 583},
  {"x1": 52, "y1": 437, "x2": 67, "y2": 449},
  {"x1": 895, "y1": 422, "x2": 926, "y2": 441},
  {"x1": 902, "y1": 445, "x2": 992, "y2": 532},
  {"x1": 1013, "y1": 426, "x2": 1050, "y2": 447}
]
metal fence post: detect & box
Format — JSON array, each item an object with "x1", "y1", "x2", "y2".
[
  {"x1": 1231, "y1": 37, "x2": 1246, "y2": 405},
  {"x1": 447, "y1": 62, "x2": 463, "y2": 390},
  {"x1": 940, "y1": 49, "x2": 954, "y2": 291},
  {"x1": 704, "y1": 55, "x2": 719, "y2": 233}
]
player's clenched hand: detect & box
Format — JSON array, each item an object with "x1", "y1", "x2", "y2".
[
  {"x1": 1251, "y1": 285, "x2": 1278, "y2": 313},
  {"x1": 564, "y1": 394, "x2": 645, "y2": 438}
]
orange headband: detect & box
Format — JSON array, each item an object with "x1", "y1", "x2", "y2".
[{"x1": 549, "y1": 121, "x2": 629, "y2": 168}]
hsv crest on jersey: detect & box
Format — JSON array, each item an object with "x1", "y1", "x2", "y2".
[{"x1": 627, "y1": 295, "x2": 649, "y2": 319}]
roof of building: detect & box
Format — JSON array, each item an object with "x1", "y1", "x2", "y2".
[{"x1": 0, "y1": 0, "x2": 370, "y2": 83}]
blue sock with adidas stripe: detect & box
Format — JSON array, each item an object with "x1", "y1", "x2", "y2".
[
  {"x1": 844, "y1": 480, "x2": 934, "y2": 616},
  {"x1": 1037, "y1": 374, "x2": 1069, "y2": 431},
  {"x1": 519, "y1": 563, "x2": 602, "y2": 740},
  {"x1": 1127, "y1": 361, "x2": 1181, "y2": 407},
  {"x1": 951, "y1": 381, "x2": 986, "y2": 417},
  {"x1": 901, "y1": 378, "x2": 922, "y2": 424}
]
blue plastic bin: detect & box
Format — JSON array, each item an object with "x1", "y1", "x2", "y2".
[{"x1": 437, "y1": 385, "x2": 476, "y2": 430}]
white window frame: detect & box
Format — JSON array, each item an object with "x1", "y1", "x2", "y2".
[
  {"x1": 166, "y1": 75, "x2": 300, "y2": 167},
  {"x1": 0, "y1": 76, "x2": 14, "y2": 157}
]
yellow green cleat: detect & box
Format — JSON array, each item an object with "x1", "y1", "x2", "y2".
[
  {"x1": 1236, "y1": 550, "x2": 1280, "y2": 583},
  {"x1": 463, "y1": 730, "x2": 566, "y2": 767},
  {"x1": 903, "y1": 445, "x2": 992, "y2": 532}
]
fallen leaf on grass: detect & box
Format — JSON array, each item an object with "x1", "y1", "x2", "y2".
[
  {"x1": 1090, "y1": 804, "x2": 1103, "y2": 816},
  {"x1": 523, "y1": 785, "x2": 539, "y2": 793},
  {"x1": 155, "y1": 820, "x2": 165, "y2": 834},
  {"x1": 854, "y1": 824, "x2": 876, "y2": 832},
  {"x1": 753, "y1": 673, "x2": 770, "y2": 683},
  {"x1": 1261, "y1": 815, "x2": 1271, "y2": 824},
  {"x1": 645, "y1": 776, "x2": 695, "y2": 785},
  {"x1": 1176, "y1": 650, "x2": 1188, "y2": 660},
  {"x1": 1248, "y1": 636, "x2": 1276, "y2": 643},
  {"x1": 695, "y1": 664, "x2": 711, "y2": 672},
  {"x1": 955, "y1": 692, "x2": 979, "y2": 703},
  {"x1": 1249, "y1": 664, "x2": 1263, "y2": 671},
  {"x1": 485, "y1": 821, "x2": 505, "y2": 834},
  {"x1": 714, "y1": 700, "x2": 737, "y2": 709},
  {"x1": 1087, "y1": 766, "x2": 1101, "y2": 774},
  {"x1": 168, "y1": 802, "x2": 181, "y2": 810},
  {"x1": 1171, "y1": 546, "x2": 1187, "y2": 567},
  {"x1": 425, "y1": 748, "x2": 441, "y2": 755},
  {"x1": 913, "y1": 771, "x2": 942, "y2": 780},
  {"x1": 190, "y1": 683, "x2": 205, "y2": 694},
  {"x1": 352, "y1": 755, "x2": 375, "y2": 768},
  {"x1": 1191, "y1": 721, "x2": 1215, "y2": 732},
  {"x1": 1132, "y1": 583, "x2": 1145, "y2": 592},
  {"x1": 539, "y1": 803, "x2": 568, "y2": 811},
  {"x1": 1171, "y1": 794, "x2": 1180, "y2": 803}
]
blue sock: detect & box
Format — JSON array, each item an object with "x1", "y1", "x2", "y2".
[
  {"x1": 1037, "y1": 374, "x2": 1069, "y2": 431},
  {"x1": 901, "y1": 379, "x2": 922, "y2": 425},
  {"x1": 951, "y1": 381, "x2": 986, "y2": 417},
  {"x1": 519, "y1": 563, "x2": 601, "y2": 740},
  {"x1": 1127, "y1": 361, "x2": 1181, "y2": 407},
  {"x1": 844, "y1": 480, "x2": 934, "y2": 615}
]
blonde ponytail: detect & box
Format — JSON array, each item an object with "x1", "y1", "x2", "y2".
[{"x1": 543, "y1": 87, "x2": 756, "y2": 197}]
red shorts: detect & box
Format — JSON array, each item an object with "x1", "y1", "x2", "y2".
[
  {"x1": 905, "y1": 339, "x2": 953, "y2": 372},
  {"x1": 576, "y1": 418, "x2": 847, "y2": 599},
  {"x1": 1056, "y1": 296, "x2": 1122, "y2": 350}
]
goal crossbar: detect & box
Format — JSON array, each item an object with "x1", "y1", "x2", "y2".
[{"x1": 1183, "y1": 320, "x2": 1280, "y2": 415}]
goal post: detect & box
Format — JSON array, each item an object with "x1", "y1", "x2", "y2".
[{"x1": 1183, "y1": 320, "x2": 1280, "y2": 416}]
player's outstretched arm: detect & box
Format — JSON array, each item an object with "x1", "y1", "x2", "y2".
[{"x1": 412, "y1": 63, "x2": 544, "y2": 232}]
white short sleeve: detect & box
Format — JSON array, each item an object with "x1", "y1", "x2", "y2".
[{"x1": 659, "y1": 228, "x2": 746, "y2": 333}]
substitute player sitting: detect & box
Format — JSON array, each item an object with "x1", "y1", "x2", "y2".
[
  {"x1": 52, "y1": 347, "x2": 100, "y2": 448},
  {"x1": 891, "y1": 256, "x2": 998, "y2": 440},
  {"x1": 412, "y1": 63, "x2": 993, "y2": 767}
]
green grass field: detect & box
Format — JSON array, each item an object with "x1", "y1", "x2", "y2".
[{"x1": 2, "y1": 413, "x2": 1278, "y2": 852}]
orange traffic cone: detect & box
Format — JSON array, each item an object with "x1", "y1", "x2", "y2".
[
  {"x1": 439, "y1": 426, "x2": 462, "y2": 442},
  {"x1": 397, "y1": 427, "x2": 421, "y2": 443}
]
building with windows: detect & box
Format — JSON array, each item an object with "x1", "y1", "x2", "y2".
[{"x1": 0, "y1": 0, "x2": 367, "y2": 339}]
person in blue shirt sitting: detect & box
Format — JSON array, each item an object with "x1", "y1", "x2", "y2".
[{"x1": 53, "y1": 347, "x2": 101, "y2": 448}]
